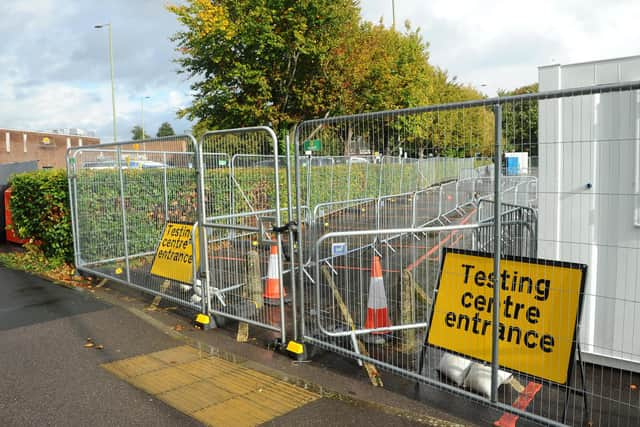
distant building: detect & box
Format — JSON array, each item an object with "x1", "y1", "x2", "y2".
[
  {"x1": 50, "y1": 128, "x2": 97, "y2": 137},
  {"x1": 0, "y1": 128, "x2": 100, "y2": 169}
]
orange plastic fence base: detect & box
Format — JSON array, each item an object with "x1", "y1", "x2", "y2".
[{"x1": 494, "y1": 382, "x2": 543, "y2": 427}]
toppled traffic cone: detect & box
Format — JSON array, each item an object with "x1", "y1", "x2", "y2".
[{"x1": 363, "y1": 256, "x2": 391, "y2": 344}]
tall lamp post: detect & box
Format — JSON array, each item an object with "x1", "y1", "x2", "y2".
[
  {"x1": 141, "y1": 96, "x2": 150, "y2": 140},
  {"x1": 94, "y1": 23, "x2": 117, "y2": 143}
]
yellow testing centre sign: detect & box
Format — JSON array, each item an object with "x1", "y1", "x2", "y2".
[
  {"x1": 426, "y1": 248, "x2": 587, "y2": 384},
  {"x1": 150, "y1": 222, "x2": 199, "y2": 284}
]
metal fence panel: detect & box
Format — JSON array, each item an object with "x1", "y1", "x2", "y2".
[
  {"x1": 67, "y1": 136, "x2": 203, "y2": 311},
  {"x1": 293, "y1": 82, "x2": 640, "y2": 426},
  {"x1": 199, "y1": 127, "x2": 288, "y2": 340}
]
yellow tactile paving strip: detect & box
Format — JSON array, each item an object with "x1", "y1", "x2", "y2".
[{"x1": 102, "y1": 345, "x2": 319, "y2": 427}]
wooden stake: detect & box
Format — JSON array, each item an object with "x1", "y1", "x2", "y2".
[
  {"x1": 146, "y1": 280, "x2": 171, "y2": 311},
  {"x1": 321, "y1": 266, "x2": 383, "y2": 387},
  {"x1": 237, "y1": 250, "x2": 262, "y2": 342},
  {"x1": 399, "y1": 269, "x2": 417, "y2": 353},
  {"x1": 236, "y1": 321, "x2": 249, "y2": 343}
]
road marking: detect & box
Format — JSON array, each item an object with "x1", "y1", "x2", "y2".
[{"x1": 102, "y1": 345, "x2": 319, "y2": 426}]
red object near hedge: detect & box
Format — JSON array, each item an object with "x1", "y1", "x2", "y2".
[{"x1": 4, "y1": 188, "x2": 28, "y2": 244}]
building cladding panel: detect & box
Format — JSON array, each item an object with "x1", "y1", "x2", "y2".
[{"x1": 0, "y1": 128, "x2": 100, "y2": 169}]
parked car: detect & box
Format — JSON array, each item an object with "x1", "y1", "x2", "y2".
[
  {"x1": 81, "y1": 159, "x2": 169, "y2": 169},
  {"x1": 82, "y1": 160, "x2": 116, "y2": 169}
]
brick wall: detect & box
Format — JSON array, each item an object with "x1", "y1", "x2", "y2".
[{"x1": 0, "y1": 129, "x2": 100, "y2": 169}]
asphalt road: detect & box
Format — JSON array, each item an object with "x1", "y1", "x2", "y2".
[
  {"x1": 0, "y1": 266, "x2": 202, "y2": 426},
  {"x1": 0, "y1": 265, "x2": 463, "y2": 427}
]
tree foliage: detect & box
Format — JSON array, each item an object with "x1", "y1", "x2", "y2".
[
  {"x1": 168, "y1": 0, "x2": 491, "y2": 155},
  {"x1": 157, "y1": 122, "x2": 176, "y2": 137},
  {"x1": 168, "y1": 0, "x2": 360, "y2": 133},
  {"x1": 131, "y1": 125, "x2": 150, "y2": 141},
  {"x1": 498, "y1": 83, "x2": 538, "y2": 157}
]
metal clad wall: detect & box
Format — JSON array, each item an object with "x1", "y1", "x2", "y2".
[{"x1": 538, "y1": 56, "x2": 640, "y2": 368}]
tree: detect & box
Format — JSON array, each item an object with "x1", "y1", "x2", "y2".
[
  {"x1": 168, "y1": 0, "x2": 361, "y2": 134},
  {"x1": 498, "y1": 83, "x2": 538, "y2": 158},
  {"x1": 131, "y1": 125, "x2": 150, "y2": 141},
  {"x1": 168, "y1": 1, "x2": 491, "y2": 155},
  {"x1": 157, "y1": 122, "x2": 176, "y2": 137}
]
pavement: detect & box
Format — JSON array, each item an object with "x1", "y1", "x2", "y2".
[{"x1": 0, "y1": 263, "x2": 476, "y2": 427}]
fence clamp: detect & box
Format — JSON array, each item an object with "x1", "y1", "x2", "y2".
[{"x1": 272, "y1": 221, "x2": 298, "y2": 241}]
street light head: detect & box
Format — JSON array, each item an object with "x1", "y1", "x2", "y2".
[{"x1": 94, "y1": 23, "x2": 110, "y2": 29}]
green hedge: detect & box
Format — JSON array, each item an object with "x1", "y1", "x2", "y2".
[
  {"x1": 9, "y1": 169, "x2": 73, "y2": 262},
  {"x1": 8, "y1": 158, "x2": 474, "y2": 266}
]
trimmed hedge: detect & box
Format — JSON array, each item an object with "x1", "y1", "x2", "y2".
[
  {"x1": 8, "y1": 158, "x2": 474, "y2": 266},
  {"x1": 9, "y1": 169, "x2": 73, "y2": 262}
]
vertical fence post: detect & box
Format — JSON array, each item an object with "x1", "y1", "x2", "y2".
[
  {"x1": 294, "y1": 127, "x2": 307, "y2": 340},
  {"x1": 285, "y1": 134, "x2": 298, "y2": 341},
  {"x1": 66, "y1": 153, "x2": 81, "y2": 268},
  {"x1": 269, "y1": 128, "x2": 287, "y2": 344},
  {"x1": 491, "y1": 104, "x2": 502, "y2": 402},
  {"x1": 194, "y1": 135, "x2": 211, "y2": 317},
  {"x1": 115, "y1": 146, "x2": 131, "y2": 283},
  {"x1": 162, "y1": 151, "x2": 169, "y2": 220}
]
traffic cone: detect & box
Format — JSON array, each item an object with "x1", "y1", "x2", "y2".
[
  {"x1": 364, "y1": 256, "x2": 392, "y2": 344},
  {"x1": 263, "y1": 245, "x2": 289, "y2": 305}
]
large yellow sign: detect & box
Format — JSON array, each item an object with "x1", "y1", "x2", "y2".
[
  {"x1": 150, "y1": 222, "x2": 199, "y2": 284},
  {"x1": 427, "y1": 249, "x2": 586, "y2": 384}
]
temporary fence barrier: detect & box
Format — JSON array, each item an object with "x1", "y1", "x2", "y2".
[
  {"x1": 475, "y1": 199, "x2": 538, "y2": 258},
  {"x1": 66, "y1": 78, "x2": 640, "y2": 426},
  {"x1": 292, "y1": 80, "x2": 640, "y2": 426},
  {"x1": 67, "y1": 136, "x2": 204, "y2": 312},
  {"x1": 198, "y1": 127, "x2": 290, "y2": 340}
]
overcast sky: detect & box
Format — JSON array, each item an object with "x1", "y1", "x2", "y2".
[{"x1": 1, "y1": 0, "x2": 639, "y2": 143}]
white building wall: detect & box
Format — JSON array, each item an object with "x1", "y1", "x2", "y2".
[{"x1": 538, "y1": 56, "x2": 640, "y2": 369}]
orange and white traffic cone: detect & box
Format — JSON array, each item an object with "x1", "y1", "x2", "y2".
[
  {"x1": 364, "y1": 256, "x2": 392, "y2": 344},
  {"x1": 263, "y1": 244, "x2": 289, "y2": 306}
]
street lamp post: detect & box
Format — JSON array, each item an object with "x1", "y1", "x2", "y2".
[
  {"x1": 141, "y1": 96, "x2": 150, "y2": 140},
  {"x1": 94, "y1": 23, "x2": 117, "y2": 143}
]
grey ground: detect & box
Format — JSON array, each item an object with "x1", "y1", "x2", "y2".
[{"x1": 0, "y1": 264, "x2": 474, "y2": 427}]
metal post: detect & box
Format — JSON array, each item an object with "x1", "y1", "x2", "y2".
[
  {"x1": 162, "y1": 152, "x2": 169, "y2": 219},
  {"x1": 115, "y1": 146, "x2": 130, "y2": 282},
  {"x1": 347, "y1": 158, "x2": 352, "y2": 200},
  {"x1": 285, "y1": 134, "x2": 298, "y2": 340},
  {"x1": 66, "y1": 154, "x2": 81, "y2": 268},
  {"x1": 269, "y1": 128, "x2": 287, "y2": 344},
  {"x1": 193, "y1": 136, "x2": 211, "y2": 316},
  {"x1": 294, "y1": 128, "x2": 306, "y2": 339},
  {"x1": 491, "y1": 104, "x2": 502, "y2": 402},
  {"x1": 140, "y1": 96, "x2": 150, "y2": 142},
  {"x1": 108, "y1": 25, "x2": 116, "y2": 142},
  {"x1": 392, "y1": 0, "x2": 396, "y2": 30},
  {"x1": 94, "y1": 23, "x2": 117, "y2": 143}
]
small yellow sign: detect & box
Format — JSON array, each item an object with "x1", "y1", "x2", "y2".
[
  {"x1": 427, "y1": 249, "x2": 586, "y2": 384},
  {"x1": 150, "y1": 222, "x2": 199, "y2": 284}
]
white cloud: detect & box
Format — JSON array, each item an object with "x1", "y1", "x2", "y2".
[
  {"x1": 361, "y1": 0, "x2": 640, "y2": 96},
  {"x1": 0, "y1": 0, "x2": 192, "y2": 142},
  {"x1": 0, "y1": 82, "x2": 110, "y2": 133},
  {"x1": 1, "y1": 0, "x2": 638, "y2": 141}
]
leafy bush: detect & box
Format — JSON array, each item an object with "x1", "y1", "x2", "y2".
[
  {"x1": 6, "y1": 158, "x2": 473, "y2": 268},
  {"x1": 8, "y1": 169, "x2": 73, "y2": 262}
]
